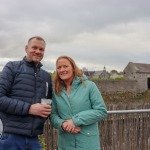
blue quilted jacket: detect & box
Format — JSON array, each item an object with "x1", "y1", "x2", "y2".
[{"x1": 0, "y1": 57, "x2": 52, "y2": 136}]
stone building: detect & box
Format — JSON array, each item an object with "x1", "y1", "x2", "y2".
[
  {"x1": 82, "y1": 66, "x2": 110, "y2": 79},
  {"x1": 110, "y1": 72, "x2": 124, "y2": 79},
  {"x1": 124, "y1": 62, "x2": 150, "y2": 92},
  {"x1": 83, "y1": 70, "x2": 110, "y2": 79},
  {"x1": 83, "y1": 70, "x2": 102, "y2": 78}
]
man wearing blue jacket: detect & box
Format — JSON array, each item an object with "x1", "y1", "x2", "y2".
[{"x1": 0, "y1": 36, "x2": 52, "y2": 150}]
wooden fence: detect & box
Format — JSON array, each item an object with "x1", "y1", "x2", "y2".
[
  {"x1": 42, "y1": 103, "x2": 150, "y2": 150},
  {"x1": 100, "y1": 110, "x2": 150, "y2": 150}
]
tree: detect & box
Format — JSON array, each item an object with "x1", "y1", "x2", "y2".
[{"x1": 110, "y1": 70, "x2": 118, "y2": 73}]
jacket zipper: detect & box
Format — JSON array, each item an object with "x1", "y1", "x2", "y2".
[{"x1": 31, "y1": 67, "x2": 37, "y2": 136}]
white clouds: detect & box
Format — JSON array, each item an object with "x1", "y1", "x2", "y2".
[
  {"x1": 0, "y1": 57, "x2": 17, "y2": 71},
  {"x1": 0, "y1": 0, "x2": 150, "y2": 72}
]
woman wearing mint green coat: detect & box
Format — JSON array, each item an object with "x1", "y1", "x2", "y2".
[{"x1": 50, "y1": 56, "x2": 107, "y2": 150}]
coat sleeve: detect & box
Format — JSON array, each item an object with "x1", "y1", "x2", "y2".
[
  {"x1": 0, "y1": 62, "x2": 30, "y2": 115},
  {"x1": 50, "y1": 94, "x2": 65, "y2": 131},
  {"x1": 72, "y1": 82, "x2": 107, "y2": 126}
]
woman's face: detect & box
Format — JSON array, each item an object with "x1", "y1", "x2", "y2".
[{"x1": 56, "y1": 58, "x2": 74, "y2": 83}]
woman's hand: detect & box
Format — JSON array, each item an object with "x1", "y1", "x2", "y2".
[{"x1": 62, "y1": 119, "x2": 80, "y2": 134}]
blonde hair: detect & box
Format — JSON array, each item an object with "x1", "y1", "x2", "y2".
[{"x1": 54, "y1": 56, "x2": 85, "y2": 95}]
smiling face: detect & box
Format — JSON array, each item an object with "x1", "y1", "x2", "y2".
[
  {"x1": 56, "y1": 58, "x2": 74, "y2": 84},
  {"x1": 25, "y1": 38, "x2": 45, "y2": 64}
]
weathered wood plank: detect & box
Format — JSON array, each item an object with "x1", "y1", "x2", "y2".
[{"x1": 43, "y1": 103, "x2": 150, "y2": 150}]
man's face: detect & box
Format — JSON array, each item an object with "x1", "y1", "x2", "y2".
[{"x1": 25, "y1": 38, "x2": 45, "y2": 64}]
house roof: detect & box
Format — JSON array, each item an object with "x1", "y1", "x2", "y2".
[
  {"x1": 83, "y1": 70, "x2": 110, "y2": 78},
  {"x1": 83, "y1": 71, "x2": 95, "y2": 77},
  {"x1": 127, "y1": 62, "x2": 150, "y2": 73}
]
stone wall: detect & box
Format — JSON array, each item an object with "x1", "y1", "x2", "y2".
[
  {"x1": 136, "y1": 74, "x2": 150, "y2": 91},
  {"x1": 93, "y1": 80, "x2": 139, "y2": 94}
]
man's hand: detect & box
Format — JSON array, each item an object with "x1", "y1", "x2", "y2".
[{"x1": 28, "y1": 103, "x2": 51, "y2": 118}]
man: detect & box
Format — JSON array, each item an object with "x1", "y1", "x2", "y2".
[{"x1": 0, "y1": 36, "x2": 52, "y2": 150}]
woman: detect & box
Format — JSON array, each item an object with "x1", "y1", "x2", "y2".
[{"x1": 50, "y1": 56, "x2": 107, "y2": 150}]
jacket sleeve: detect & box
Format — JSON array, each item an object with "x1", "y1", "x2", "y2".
[
  {"x1": 0, "y1": 62, "x2": 30, "y2": 115},
  {"x1": 72, "y1": 82, "x2": 107, "y2": 126},
  {"x1": 50, "y1": 94, "x2": 65, "y2": 131}
]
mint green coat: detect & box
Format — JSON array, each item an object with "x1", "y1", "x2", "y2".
[{"x1": 50, "y1": 75, "x2": 107, "y2": 150}]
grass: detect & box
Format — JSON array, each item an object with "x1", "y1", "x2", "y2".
[{"x1": 102, "y1": 90, "x2": 150, "y2": 104}]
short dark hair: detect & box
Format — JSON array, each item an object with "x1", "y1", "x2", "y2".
[{"x1": 28, "y1": 36, "x2": 46, "y2": 45}]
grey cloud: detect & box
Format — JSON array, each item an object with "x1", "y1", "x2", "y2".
[{"x1": 0, "y1": 0, "x2": 150, "y2": 72}]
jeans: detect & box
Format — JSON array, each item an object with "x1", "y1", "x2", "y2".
[{"x1": 0, "y1": 133, "x2": 42, "y2": 150}]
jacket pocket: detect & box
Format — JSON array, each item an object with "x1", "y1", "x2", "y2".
[
  {"x1": 80, "y1": 129, "x2": 98, "y2": 136},
  {"x1": 0, "y1": 133, "x2": 10, "y2": 141}
]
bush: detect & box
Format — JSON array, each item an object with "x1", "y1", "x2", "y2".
[{"x1": 38, "y1": 135, "x2": 47, "y2": 150}]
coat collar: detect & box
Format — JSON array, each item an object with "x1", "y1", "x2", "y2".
[
  {"x1": 60, "y1": 75, "x2": 88, "y2": 109},
  {"x1": 23, "y1": 56, "x2": 43, "y2": 68}
]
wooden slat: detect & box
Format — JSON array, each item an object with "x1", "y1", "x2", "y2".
[{"x1": 43, "y1": 103, "x2": 150, "y2": 150}]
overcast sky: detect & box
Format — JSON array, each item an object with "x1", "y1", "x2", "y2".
[{"x1": 0, "y1": 0, "x2": 150, "y2": 72}]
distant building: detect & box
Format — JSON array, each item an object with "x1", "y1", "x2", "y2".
[
  {"x1": 110, "y1": 72, "x2": 124, "y2": 79},
  {"x1": 82, "y1": 67, "x2": 88, "y2": 72},
  {"x1": 83, "y1": 71, "x2": 99, "y2": 78},
  {"x1": 99, "y1": 66, "x2": 110, "y2": 79},
  {"x1": 124, "y1": 62, "x2": 150, "y2": 91},
  {"x1": 83, "y1": 66, "x2": 110, "y2": 79}
]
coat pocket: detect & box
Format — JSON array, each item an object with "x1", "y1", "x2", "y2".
[
  {"x1": 0, "y1": 133, "x2": 10, "y2": 141},
  {"x1": 80, "y1": 129, "x2": 98, "y2": 136}
]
